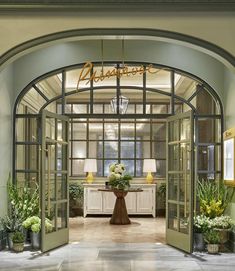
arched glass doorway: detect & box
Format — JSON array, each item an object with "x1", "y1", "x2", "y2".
[{"x1": 13, "y1": 61, "x2": 223, "y2": 252}]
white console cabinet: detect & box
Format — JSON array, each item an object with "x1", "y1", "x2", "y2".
[{"x1": 83, "y1": 183, "x2": 156, "y2": 217}]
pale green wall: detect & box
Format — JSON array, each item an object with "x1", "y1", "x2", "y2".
[
  {"x1": 0, "y1": 65, "x2": 14, "y2": 218},
  {"x1": 224, "y1": 68, "x2": 235, "y2": 221},
  {"x1": 13, "y1": 39, "x2": 225, "y2": 104}
]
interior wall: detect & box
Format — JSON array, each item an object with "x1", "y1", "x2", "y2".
[
  {"x1": 0, "y1": 65, "x2": 14, "y2": 218},
  {"x1": 12, "y1": 39, "x2": 226, "y2": 105}
]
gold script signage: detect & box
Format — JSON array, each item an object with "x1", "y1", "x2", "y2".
[{"x1": 76, "y1": 62, "x2": 157, "y2": 90}]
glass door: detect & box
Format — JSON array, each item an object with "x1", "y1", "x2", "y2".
[
  {"x1": 166, "y1": 111, "x2": 194, "y2": 253},
  {"x1": 41, "y1": 110, "x2": 69, "y2": 252}
]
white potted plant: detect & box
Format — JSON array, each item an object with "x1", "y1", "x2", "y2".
[{"x1": 194, "y1": 214, "x2": 211, "y2": 251}]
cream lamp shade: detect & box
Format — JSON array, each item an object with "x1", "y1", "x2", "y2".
[
  {"x1": 84, "y1": 159, "x2": 97, "y2": 183},
  {"x1": 143, "y1": 159, "x2": 156, "y2": 184}
]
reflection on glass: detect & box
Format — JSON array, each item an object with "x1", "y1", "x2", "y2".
[
  {"x1": 72, "y1": 141, "x2": 86, "y2": 158},
  {"x1": 168, "y1": 174, "x2": 178, "y2": 201},
  {"x1": 179, "y1": 205, "x2": 189, "y2": 234},
  {"x1": 57, "y1": 202, "x2": 67, "y2": 230},
  {"x1": 169, "y1": 145, "x2": 179, "y2": 171},
  {"x1": 121, "y1": 160, "x2": 134, "y2": 176},
  {"x1": 72, "y1": 159, "x2": 84, "y2": 176},
  {"x1": 46, "y1": 203, "x2": 56, "y2": 233},
  {"x1": 121, "y1": 142, "x2": 135, "y2": 158},
  {"x1": 168, "y1": 203, "x2": 178, "y2": 231},
  {"x1": 57, "y1": 174, "x2": 67, "y2": 200},
  {"x1": 104, "y1": 142, "x2": 118, "y2": 158}
]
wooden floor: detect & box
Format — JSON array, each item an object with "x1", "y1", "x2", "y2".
[{"x1": 69, "y1": 216, "x2": 166, "y2": 243}]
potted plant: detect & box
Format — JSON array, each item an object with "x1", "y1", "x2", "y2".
[
  {"x1": 69, "y1": 183, "x2": 84, "y2": 217},
  {"x1": 108, "y1": 163, "x2": 132, "y2": 190},
  {"x1": 210, "y1": 215, "x2": 234, "y2": 251},
  {"x1": 157, "y1": 183, "x2": 166, "y2": 216},
  {"x1": 194, "y1": 214, "x2": 211, "y2": 251},
  {"x1": 12, "y1": 231, "x2": 24, "y2": 252},
  {"x1": 22, "y1": 216, "x2": 53, "y2": 249},
  {"x1": 204, "y1": 229, "x2": 220, "y2": 254}
]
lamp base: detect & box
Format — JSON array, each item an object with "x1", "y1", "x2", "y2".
[
  {"x1": 146, "y1": 172, "x2": 154, "y2": 184},
  {"x1": 86, "y1": 172, "x2": 94, "y2": 183}
]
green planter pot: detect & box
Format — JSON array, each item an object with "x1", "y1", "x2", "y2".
[{"x1": 30, "y1": 232, "x2": 40, "y2": 250}]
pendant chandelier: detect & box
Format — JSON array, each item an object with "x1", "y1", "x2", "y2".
[{"x1": 110, "y1": 39, "x2": 129, "y2": 114}]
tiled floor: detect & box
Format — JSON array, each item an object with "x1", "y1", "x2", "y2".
[
  {"x1": 69, "y1": 216, "x2": 166, "y2": 243},
  {"x1": 1, "y1": 217, "x2": 235, "y2": 270}
]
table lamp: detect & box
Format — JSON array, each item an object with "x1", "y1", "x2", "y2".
[
  {"x1": 143, "y1": 159, "x2": 156, "y2": 184},
  {"x1": 84, "y1": 159, "x2": 97, "y2": 183}
]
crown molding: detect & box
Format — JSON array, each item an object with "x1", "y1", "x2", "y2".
[{"x1": 0, "y1": 1, "x2": 235, "y2": 12}]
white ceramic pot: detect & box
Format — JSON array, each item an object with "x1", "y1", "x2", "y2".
[{"x1": 207, "y1": 244, "x2": 219, "y2": 254}]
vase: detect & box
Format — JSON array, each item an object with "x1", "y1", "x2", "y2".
[
  {"x1": 7, "y1": 232, "x2": 13, "y2": 250},
  {"x1": 207, "y1": 244, "x2": 219, "y2": 254},
  {"x1": 13, "y1": 242, "x2": 24, "y2": 252},
  {"x1": 194, "y1": 232, "x2": 205, "y2": 251},
  {"x1": 30, "y1": 232, "x2": 40, "y2": 250}
]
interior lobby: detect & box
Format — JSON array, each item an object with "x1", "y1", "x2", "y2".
[{"x1": 0, "y1": 1, "x2": 235, "y2": 270}]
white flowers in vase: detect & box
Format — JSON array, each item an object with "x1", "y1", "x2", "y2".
[{"x1": 108, "y1": 163, "x2": 132, "y2": 190}]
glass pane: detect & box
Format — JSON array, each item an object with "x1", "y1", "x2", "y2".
[
  {"x1": 146, "y1": 92, "x2": 171, "y2": 114},
  {"x1": 121, "y1": 142, "x2": 135, "y2": 158},
  {"x1": 179, "y1": 205, "x2": 189, "y2": 234},
  {"x1": 72, "y1": 142, "x2": 86, "y2": 158},
  {"x1": 93, "y1": 89, "x2": 116, "y2": 113},
  {"x1": 104, "y1": 123, "x2": 118, "y2": 140},
  {"x1": 57, "y1": 202, "x2": 67, "y2": 229},
  {"x1": 72, "y1": 104, "x2": 88, "y2": 114},
  {"x1": 73, "y1": 122, "x2": 87, "y2": 140},
  {"x1": 66, "y1": 67, "x2": 91, "y2": 91},
  {"x1": 89, "y1": 141, "x2": 98, "y2": 158},
  {"x1": 156, "y1": 160, "x2": 166, "y2": 178},
  {"x1": 97, "y1": 160, "x2": 103, "y2": 177},
  {"x1": 37, "y1": 74, "x2": 62, "y2": 98},
  {"x1": 93, "y1": 65, "x2": 117, "y2": 87},
  {"x1": 93, "y1": 104, "x2": 104, "y2": 114},
  {"x1": 136, "y1": 160, "x2": 143, "y2": 177},
  {"x1": 16, "y1": 145, "x2": 38, "y2": 170},
  {"x1": 168, "y1": 174, "x2": 178, "y2": 201},
  {"x1": 45, "y1": 173, "x2": 56, "y2": 201},
  {"x1": 121, "y1": 160, "x2": 134, "y2": 176},
  {"x1": 141, "y1": 142, "x2": 151, "y2": 158},
  {"x1": 89, "y1": 123, "x2": 103, "y2": 140},
  {"x1": 64, "y1": 104, "x2": 72, "y2": 114},
  {"x1": 175, "y1": 73, "x2": 196, "y2": 99},
  {"x1": 16, "y1": 173, "x2": 39, "y2": 188},
  {"x1": 120, "y1": 123, "x2": 135, "y2": 139},
  {"x1": 136, "y1": 122, "x2": 150, "y2": 140},
  {"x1": 120, "y1": 67, "x2": 143, "y2": 87},
  {"x1": 46, "y1": 203, "x2": 56, "y2": 233},
  {"x1": 136, "y1": 104, "x2": 143, "y2": 114},
  {"x1": 57, "y1": 174, "x2": 67, "y2": 200},
  {"x1": 57, "y1": 120, "x2": 68, "y2": 142},
  {"x1": 197, "y1": 118, "x2": 221, "y2": 143},
  {"x1": 196, "y1": 90, "x2": 216, "y2": 115},
  {"x1": 72, "y1": 159, "x2": 84, "y2": 176},
  {"x1": 180, "y1": 118, "x2": 191, "y2": 141},
  {"x1": 16, "y1": 117, "x2": 38, "y2": 142},
  {"x1": 168, "y1": 145, "x2": 179, "y2": 171},
  {"x1": 152, "y1": 123, "x2": 166, "y2": 141},
  {"x1": 45, "y1": 118, "x2": 55, "y2": 140},
  {"x1": 152, "y1": 142, "x2": 166, "y2": 159},
  {"x1": 104, "y1": 141, "x2": 118, "y2": 158},
  {"x1": 146, "y1": 68, "x2": 171, "y2": 93},
  {"x1": 136, "y1": 141, "x2": 143, "y2": 158},
  {"x1": 169, "y1": 120, "x2": 179, "y2": 142},
  {"x1": 168, "y1": 203, "x2": 178, "y2": 231}
]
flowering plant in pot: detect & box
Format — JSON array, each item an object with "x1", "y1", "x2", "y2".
[
  {"x1": 22, "y1": 216, "x2": 53, "y2": 249},
  {"x1": 108, "y1": 163, "x2": 132, "y2": 190},
  {"x1": 204, "y1": 229, "x2": 220, "y2": 254},
  {"x1": 193, "y1": 214, "x2": 211, "y2": 251},
  {"x1": 12, "y1": 231, "x2": 24, "y2": 252}
]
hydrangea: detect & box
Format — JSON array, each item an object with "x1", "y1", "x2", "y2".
[
  {"x1": 108, "y1": 163, "x2": 132, "y2": 190},
  {"x1": 22, "y1": 216, "x2": 53, "y2": 233},
  {"x1": 31, "y1": 223, "x2": 40, "y2": 233}
]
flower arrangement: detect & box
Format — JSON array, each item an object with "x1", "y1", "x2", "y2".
[
  {"x1": 22, "y1": 216, "x2": 53, "y2": 233},
  {"x1": 108, "y1": 163, "x2": 132, "y2": 190},
  {"x1": 210, "y1": 215, "x2": 234, "y2": 229},
  {"x1": 194, "y1": 215, "x2": 211, "y2": 233}
]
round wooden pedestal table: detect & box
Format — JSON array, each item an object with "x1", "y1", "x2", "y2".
[{"x1": 98, "y1": 188, "x2": 143, "y2": 225}]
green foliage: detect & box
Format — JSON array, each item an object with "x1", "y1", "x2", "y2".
[
  {"x1": 0, "y1": 214, "x2": 21, "y2": 232},
  {"x1": 12, "y1": 231, "x2": 24, "y2": 243},
  {"x1": 69, "y1": 183, "x2": 84, "y2": 205},
  {"x1": 204, "y1": 230, "x2": 220, "y2": 244},
  {"x1": 197, "y1": 180, "x2": 234, "y2": 218},
  {"x1": 158, "y1": 183, "x2": 166, "y2": 196},
  {"x1": 109, "y1": 178, "x2": 130, "y2": 190},
  {"x1": 7, "y1": 180, "x2": 39, "y2": 222}
]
